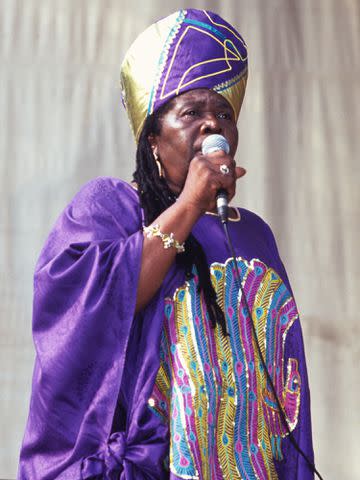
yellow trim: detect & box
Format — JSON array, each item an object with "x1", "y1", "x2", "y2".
[
  {"x1": 203, "y1": 10, "x2": 248, "y2": 53},
  {"x1": 205, "y1": 207, "x2": 241, "y2": 222}
]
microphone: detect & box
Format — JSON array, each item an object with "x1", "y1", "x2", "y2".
[{"x1": 201, "y1": 134, "x2": 230, "y2": 224}]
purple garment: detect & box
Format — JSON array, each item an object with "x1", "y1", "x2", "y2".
[
  {"x1": 18, "y1": 178, "x2": 169, "y2": 479},
  {"x1": 18, "y1": 177, "x2": 314, "y2": 479}
]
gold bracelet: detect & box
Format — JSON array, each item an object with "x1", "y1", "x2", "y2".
[{"x1": 143, "y1": 224, "x2": 185, "y2": 253}]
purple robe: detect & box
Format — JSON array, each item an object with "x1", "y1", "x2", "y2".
[{"x1": 18, "y1": 177, "x2": 314, "y2": 479}]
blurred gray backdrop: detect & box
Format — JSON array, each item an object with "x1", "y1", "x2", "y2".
[{"x1": 1, "y1": 0, "x2": 359, "y2": 478}]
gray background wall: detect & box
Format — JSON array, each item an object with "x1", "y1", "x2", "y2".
[{"x1": 1, "y1": 0, "x2": 359, "y2": 478}]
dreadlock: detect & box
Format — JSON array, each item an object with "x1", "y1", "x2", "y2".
[{"x1": 133, "y1": 106, "x2": 228, "y2": 336}]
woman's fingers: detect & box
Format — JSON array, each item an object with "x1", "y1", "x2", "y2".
[
  {"x1": 180, "y1": 153, "x2": 245, "y2": 213},
  {"x1": 205, "y1": 154, "x2": 245, "y2": 183},
  {"x1": 235, "y1": 166, "x2": 246, "y2": 179}
]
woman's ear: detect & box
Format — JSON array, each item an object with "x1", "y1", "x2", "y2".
[
  {"x1": 148, "y1": 134, "x2": 159, "y2": 159},
  {"x1": 147, "y1": 133, "x2": 155, "y2": 147}
]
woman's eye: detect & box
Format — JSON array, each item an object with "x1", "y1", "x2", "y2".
[
  {"x1": 217, "y1": 112, "x2": 231, "y2": 120},
  {"x1": 184, "y1": 110, "x2": 197, "y2": 117}
]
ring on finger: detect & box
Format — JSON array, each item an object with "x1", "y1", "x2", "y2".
[{"x1": 220, "y1": 164, "x2": 230, "y2": 175}]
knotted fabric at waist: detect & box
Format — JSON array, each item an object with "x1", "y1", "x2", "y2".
[
  {"x1": 81, "y1": 432, "x2": 126, "y2": 478},
  {"x1": 80, "y1": 427, "x2": 168, "y2": 479}
]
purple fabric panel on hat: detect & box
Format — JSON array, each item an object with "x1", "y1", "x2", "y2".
[{"x1": 152, "y1": 9, "x2": 248, "y2": 115}]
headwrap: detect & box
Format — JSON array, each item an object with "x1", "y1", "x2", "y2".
[{"x1": 120, "y1": 9, "x2": 248, "y2": 141}]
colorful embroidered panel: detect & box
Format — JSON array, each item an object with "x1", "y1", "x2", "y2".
[{"x1": 149, "y1": 257, "x2": 301, "y2": 479}]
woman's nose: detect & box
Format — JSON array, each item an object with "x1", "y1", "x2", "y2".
[{"x1": 200, "y1": 113, "x2": 222, "y2": 134}]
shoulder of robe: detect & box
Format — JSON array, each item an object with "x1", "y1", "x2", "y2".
[
  {"x1": 73, "y1": 176, "x2": 139, "y2": 214},
  {"x1": 237, "y1": 207, "x2": 273, "y2": 236},
  {"x1": 238, "y1": 207, "x2": 292, "y2": 293},
  {"x1": 67, "y1": 176, "x2": 142, "y2": 231},
  {"x1": 36, "y1": 177, "x2": 142, "y2": 269},
  {"x1": 236, "y1": 207, "x2": 282, "y2": 262}
]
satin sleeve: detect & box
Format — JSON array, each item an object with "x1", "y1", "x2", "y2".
[{"x1": 17, "y1": 178, "x2": 169, "y2": 479}]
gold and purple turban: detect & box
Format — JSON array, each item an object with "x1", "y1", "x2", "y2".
[{"x1": 120, "y1": 9, "x2": 248, "y2": 141}]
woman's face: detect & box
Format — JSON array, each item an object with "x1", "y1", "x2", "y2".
[{"x1": 149, "y1": 89, "x2": 239, "y2": 194}]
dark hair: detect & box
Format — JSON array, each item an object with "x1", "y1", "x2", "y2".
[{"x1": 133, "y1": 107, "x2": 228, "y2": 336}]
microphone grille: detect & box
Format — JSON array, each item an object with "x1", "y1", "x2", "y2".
[{"x1": 201, "y1": 134, "x2": 230, "y2": 155}]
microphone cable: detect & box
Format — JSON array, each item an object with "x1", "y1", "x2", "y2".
[{"x1": 221, "y1": 219, "x2": 324, "y2": 480}]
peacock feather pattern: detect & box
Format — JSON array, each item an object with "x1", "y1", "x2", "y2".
[{"x1": 148, "y1": 257, "x2": 301, "y2": 479}]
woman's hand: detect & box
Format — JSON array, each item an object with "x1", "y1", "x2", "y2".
[{"x1": 177, "y1": 151, "x2": 246, "y2": 215}]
